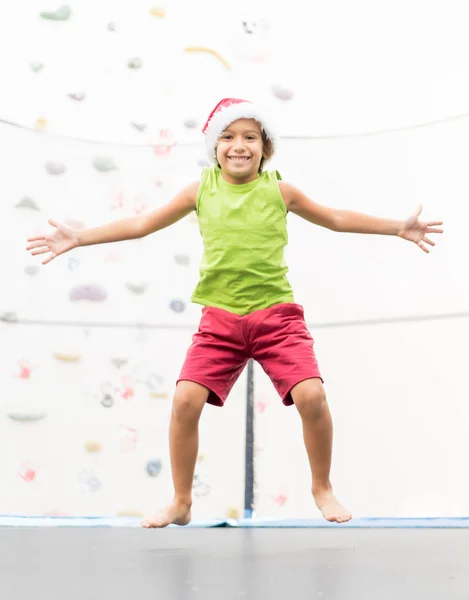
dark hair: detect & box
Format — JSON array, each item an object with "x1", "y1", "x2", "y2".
[{"x1": 258, "y1": 130, "x2": 274, "y2": 174}]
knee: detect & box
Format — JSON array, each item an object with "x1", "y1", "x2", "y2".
[
  {"x1": 293, "y1": 381, "x2": 327, "y2": 420},
  {"x1": 172, "y1": 387, "x2": 205, "y2": 422}
]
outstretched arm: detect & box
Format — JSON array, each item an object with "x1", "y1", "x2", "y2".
[
  {"x1": 280, "y1": 182, "x2": 443, "y2": 253},
  {"x1": 26, "y1": 181, "x2": 199, "y2": 264}
]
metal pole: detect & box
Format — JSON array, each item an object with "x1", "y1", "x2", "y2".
[{"x1": 244, "y1": 359, "x2": 255, "y2": 518}]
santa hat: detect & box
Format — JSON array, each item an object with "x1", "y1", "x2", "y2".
[{"x1": 202, "y1": 98, "x2": 278, "y2": 163}]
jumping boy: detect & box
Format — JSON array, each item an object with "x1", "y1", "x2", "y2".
[{"x1": 26, "y1": 98, "x2": 443, "y2": 527}]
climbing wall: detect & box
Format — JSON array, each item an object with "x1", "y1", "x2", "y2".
[{"x1": 1, "y1": 1, "x2": 468, "y2": 521}]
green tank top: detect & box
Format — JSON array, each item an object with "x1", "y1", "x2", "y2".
[{"x1": 191, "y1": 165, "x2": 295, "y2": 315}]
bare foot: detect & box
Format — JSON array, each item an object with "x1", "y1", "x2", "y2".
[
  {"x1": 141, "y1": 501, "x2": 192, "y2": 528},
  {"x1": 313, "y1": 488, "x2": 352, "y2": 523}
]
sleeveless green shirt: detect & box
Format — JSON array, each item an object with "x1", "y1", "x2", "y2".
[{"x1": 191, "y1": 165, "x2": 295, "y2": 315}]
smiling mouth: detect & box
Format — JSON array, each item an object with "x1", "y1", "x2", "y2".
[{"x1": 228, "y1": 156, "x2": 251, "y2": 162}]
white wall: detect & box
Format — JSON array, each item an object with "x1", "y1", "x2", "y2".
[{"x1": 0, "y1": 0, "x2": 467, "y2": 518}]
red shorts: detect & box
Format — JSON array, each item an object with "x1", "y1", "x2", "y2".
[{"x1": 177, "y1": 302, "x2": 322, "y2": 407}]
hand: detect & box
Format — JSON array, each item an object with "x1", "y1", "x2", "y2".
[
  {"x1": 26, "y1": 219, "x2": 79, "y2": 265},
  {"x1": 397, "y1": 205, "x2": 443, "y2": 253}
]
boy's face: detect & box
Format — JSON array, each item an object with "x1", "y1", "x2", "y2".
[{"x1": 216, "y1": 118, "x2": 265, "y2": 184}]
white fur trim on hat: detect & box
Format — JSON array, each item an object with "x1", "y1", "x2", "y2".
[{"x1": 204, "y1": 102, "x2": 278, "y2": 163}]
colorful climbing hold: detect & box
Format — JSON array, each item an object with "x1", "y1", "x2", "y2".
[
  {"x1": 39, "y1": 5, "x2": 72, "y2": 21},
  {"x1": 127, "y1": 57, "x2": 143, "y2": 69},
  {"x1": 16, "y1": 196, "x2": 40, "y2": 211},
  {"x1": 0, "y1": 312, "x2": 18, "y2": 323},
  {"x1": 125, "y1": 282, "x2": 147, "y2": 294},
  {"x1": 184, "y1": 47, "x2": 230, "y2": 70},
  {"x1": 271, "y1": 85, "x2": 294, "y2": 101},
  {"x1": 34, "y1": 118, "x2": 48, "y2": 131},
  {"x1": 69, "y1": 284, "x2": 107, "y2": 302},
  {"x1": 68, "y1": 92, "x2": 85, "y2": 101},
  {"x1": 53, "y1": 352, "x2": 81, "y2": 362},
  {"x1": 110, "y1": 358, "x2": 128, "y2": 369},
  {"x1": 183, "y1": 119, "x2": 198, "y2": 129},
  {"x1": 92, "y1": 156, "x2": 117, "y2": 172},
  {"x1": 174, "y1": 254, "x2": 189, "y2": 266},
  {"x1": 146, "y1": 459, "x2": 162, "y2": 477},
  {"x1": 45, "y1": 161, "x2": 66, "y2": 175},
  {"x1": 130, "y1": 122, "x2": 147, "y2": 131},
  {"x1": 8, "y1": 412, "x2": 48, "y2": 423},
  {"x1": 226, "y1": 506, "x2": 241, "y2": 520},
  {"x1": 29, "y1": 62, "x2": 44, "y2": 73},
  {"x1": 84, "y1": 440, "x2": 102, "y2": 454},
  {"x1": 169, "y1": 299, "x2": 185, "y2": 313},
  {"x1": 149, "y1": 7, "x2": 166, "y2": 17}
]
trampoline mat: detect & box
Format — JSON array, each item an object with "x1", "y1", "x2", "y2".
[{"x1": 1, "y1": 527, "x2": 468, "y2": 599}]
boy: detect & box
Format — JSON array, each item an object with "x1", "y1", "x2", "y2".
[{"x1": 26, "y1": 98, "x2": 443, "y2": 526}]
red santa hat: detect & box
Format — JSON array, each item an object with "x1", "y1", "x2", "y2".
[{"x1": 202, "y1": 97, "x2": 278, "y2": 163}]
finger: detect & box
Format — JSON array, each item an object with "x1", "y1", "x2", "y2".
[
  {"x1": 414, "y1": 204, "x2": 423, "y2": 218},
  {"x1": 26, "y1": 240, "x2": 47, "y2": 250},
  {"x1": 423, "y1": 236, "x2": 435, "y2": 246},
  {"x1": 42, "y1": 253, "x2": 56, "y2": 265},
  {"x1": 31, "y1": 247, "x2": 51, "y2": 256},
  {"x1": 48, "y1": 218, "x2": 59, "y2": 228},
  {"x1": 417, "y1": 240, "x2": 430, "y2": 253},
  {"x1": 426, "y1": 227, "x2": 443, "y2": 234},
  {"x1": 427, "y1": 221, "x2": 443, "y2": 226},
  {"x1": 26, "y1": 235, "x2": 46, "y2": 243}
]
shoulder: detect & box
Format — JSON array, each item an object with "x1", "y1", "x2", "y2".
[
  {"x1": 177, "y1": 180, "x2": 199, "y2": 210},
  {"x1": 277, "y1": 180, "x2": 299, "y2": 211}
]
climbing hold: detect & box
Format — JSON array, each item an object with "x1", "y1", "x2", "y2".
[
  {"x1": 53, "y1": 352, "x2": 81, "y2": 362},
  {"x1": 107, "y1": 22, "x2": 116, "y2": 32},
  {"x1": 125, "y1": 282, "x2": 147, "y2": 294},
  {"x1": 39, "y1": 5, "x2": 72, "y2": 21},
  {"x1": 184, "y1": 47, "x2": 230, "y2": 70},
  {"x1": 226, "y1": 506, "x2": 241, "y2": 520},
  {"x1": 149, "y1": 7, "x2": 166, "y2": 17},
  {"x1": 84, "y1": 440, "x2": 102, "y2": 454},
  {"x1": 0, "y1": 312, "x2": 18, "y2": 323},
  {"x1": 183, "y1": 118, "x2": 198, "y2": 129},
  {"x1": 110, "y1": 358, "x2": 127, "y2": 369},
  {"x1": 8, "y1": 412, "x2": 48, "y2": 423},
  {"x1": 19, "y1": 462, "x2": 38, "y2": 482},
  {"x1": 174, "y1": 254, "x2": 189, "y2": 266},
  {"x1": 68, "y1": 92, "x2": 85, "y2": 101},
  {"x1": 68, "y1": 257, "x2": 79, "y2": 271},
  {"x1": 146, "y1": 459, "x2": 162, "y2": 477},
  {"x1": 100, "y1": 393, "x2": 113, "y2": 408},
  {"x1": 149, "y1": 390, "x2": 169, "y2": 399},
  {"x1": 29, "y1": 62, "x2": 44, "y2": 73},
  {"x1": 34, "y1": 118, "x2": 48, "y2": 130},
  {"x1": 25, "y1": 265, "x2": 39, "y2": 276},
  {"x1": 92, "y1": 156, "x2": 117, "y2": 172},
  {"x1": 15, "y1": 196, "x2": 40, "y2": 211},
  {"x1": 46, "y1": 161, "x2": 66, "y2": 175},
  {"x1": 271, "y1": 85, "x2": 294, "y2": 101},
  {"x1": 69, "y1": 284, "x2": 107, "y2": 302},
  {"x1": 169, "y1": 299, "x2": 185, "y2": 313},
  {"x1": 130, "y1": 122, "x2": 147, "y2": 132},
  {"x1": 192, "y1": 474, "x2": 211, "y2": 497},
  {"x1": 127, "y1": 57, "x2": 143, "y2": 69}
]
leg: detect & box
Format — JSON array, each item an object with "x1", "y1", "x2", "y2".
[
  {"x1": 142, "y1": 380, "x2": 209, "y2": 528},
  {"x1": 291, "y1": 378, "x2": 352, "y2": 523}
]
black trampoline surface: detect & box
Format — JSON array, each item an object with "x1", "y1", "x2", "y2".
[{"x1": 2, "y1": 528, "x2": 468, "y2": 599}]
